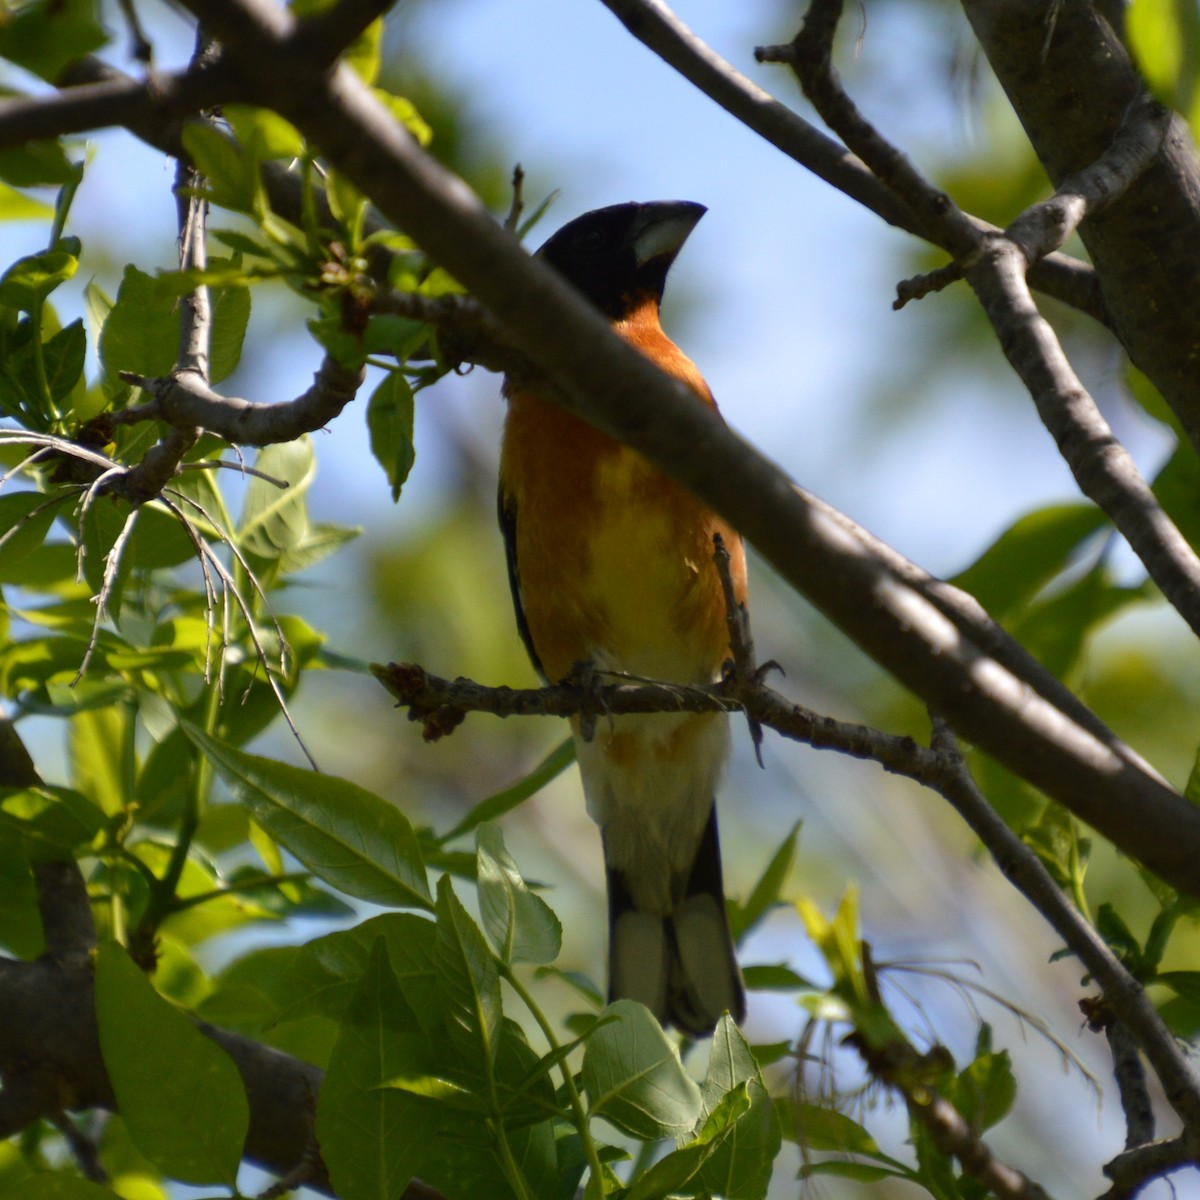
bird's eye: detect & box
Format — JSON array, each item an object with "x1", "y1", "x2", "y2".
[{"x1": 574, "y1": 227, "x2": 606, "y2": 251}]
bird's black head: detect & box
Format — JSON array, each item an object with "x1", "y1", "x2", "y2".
[{"x1": 535, "y1": 200, "x2": 706, "y2": 320}]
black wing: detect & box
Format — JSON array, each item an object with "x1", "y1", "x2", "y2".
[{"x1": 497, "y1": 483, "x2": 547, "y2": 682}]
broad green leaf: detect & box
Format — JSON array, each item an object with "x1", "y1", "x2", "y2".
[
  {"x1": 1010, "y1": 566, "x2": 1150, "y2": 679},
  {"x1": 729, "y1": 821, "x2": 800, "y2": 942},
  {"x1": 238, "y1": 438, "x2": 316, "y2": 561},
  {"x1": 99, "y1": 266, "x2": 179, "y2": 385},
  {"x1": 94, "y1": 942, "x2": 249, "y2": 1185},
  {"x1": 0, "y1": 249, "x2": 77, "y2": 312},
  {"x1": 68, "y1": 704, "x2": 128, "y2": 815},
  {"x1": 316, "y1": 939, "x2": 438, "y2": 1200},
  {"x1": 209, "y1": 279, "x2": 251, "y2": 384},
  {"x1": 950, "y1": 503, "x2": 1106, "y2": 622},
  {"x1": 0, "y1": 182, "x2": 53, "y2": 222},
  {"x1": 741, "y1": 963, "x2": 811, "y2": 991},
  {"x1": 775, "y1": 1099, "x2": 884, "y2": 1155},
  {"x1": 180, "y1": 124, "x2": 262, "y2": 215},
  {"x1": 224, "y1": 106, "x2": 305, "y2": 161},
  {"x1": 0, "y1": 784, "x2": 104, "y2": 855},
  {"x1": 0, "y1": 492, "x2": 64, "y2": 580},
  {"x1": 476, "y1": 823, "x2": 562, "y2": 964},
  {"x1": 274, "y1": 912, "x2": 440, "y2": 1029},
  {"x1": 183, "y1": 724, "x2": 432, "y2": 909},
  {"x1": 799, "y1": 1161, "x2": 909, "y2": 1182},
  {"x1": 435, "y1": 875, "x2": 502, "y2": 1065},
  {"x1": 953, "y1": 1050, "x2": 1016, "y2": 1133},
  {"x1": 43, "y1": 319, "x2": 85, "y2": 403},
  {"x1": 0, "y1": 0, "x2": 108, "y2": 82},
  {"x1": 626, "y1": 1088, "x2": 750, "y2": 1200},
  {"x1": 194, "y1": 944, "x2": 301, "y2": 1031},
  {"x1": 1153, "y1": 444, "x2": 1200, "y2": 551},
  {"x1": 18, "y1": 1177, "x2": 124, "y2": 1199},
  {"x1": 695, "y1": 1016, "x2": 781, "y2": 1200},
  {"x1": 0, "y1": 140, "x2": 79, "y2": 188},
  {"x1": 582, "y1": 999, "x2": 703, "y2": 1139},
  {"x1": 367, "y1": 372, "x2": 416, "y2": 502},
  {"x1": 440, "y1": 739, "x2": 575, "y2": 843}
]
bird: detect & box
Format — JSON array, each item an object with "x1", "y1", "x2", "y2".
[{"x1": 497, "y1": 200, "x2": 747, "y2": 1035}]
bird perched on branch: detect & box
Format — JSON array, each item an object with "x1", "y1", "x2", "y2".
[{"x1": 498, "y1": 200, "x2": 747, "y2": 1035}]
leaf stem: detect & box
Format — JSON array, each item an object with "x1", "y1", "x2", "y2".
[{"x1": 503, "y1": 965, "x2": 607, "y2": 1194}]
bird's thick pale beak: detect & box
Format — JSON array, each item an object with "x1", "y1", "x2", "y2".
[{"x1": 632, "y1": 201, "x2": 707, "y2": 267}]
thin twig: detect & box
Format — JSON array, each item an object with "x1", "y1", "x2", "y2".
[
  {"x1": 1106, "y1": 1019, "x2": 1155, "y2": 1150},
  {"x1": 598, "y1": 0, "x2": 1107, "y2": 323}
]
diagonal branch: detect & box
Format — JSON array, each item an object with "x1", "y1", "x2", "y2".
[
  {"x1": 761, "y1": 0, "x2": 1200, "y2": 641},
  {"x1": 598, "y1": 0, "x2": 1108, "y2": 325}
]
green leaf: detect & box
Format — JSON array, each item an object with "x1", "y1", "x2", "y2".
[
  {"x1": 799, "y1": 1161, "x2": 909, "y2": 1182},
  {"x1": 238, "y1": 437, "x2": 316, "y2": 562},
  {"x1": 0, "y1": 248, "x2": 77, "y2": 312},
  {"x1": 0, "y1": 182, "x2": 54, "y2": 222},
  {"x1": 316, "y1": 938, "x2": 439, "y2": 1200},
  {"x1": 94, "y1": 942, "x2": 249, "y2": 1185},
  {"x1": 694, "y1": 1016, "x2": 781, "y2": 1200},
  {"x1": 98, "y1": 265, "x2": 179, "y2": 384},
  {"x1": 0, "y1": 0, "x2": 108, "y2": 82},
  {"x1": 0, "y1": 785, "x2": 104, "y2": 856},
  {"x1": 950, "y1": 503, "x2": 1107, "y2": 622},
  {"x1": 775, "y1": 1099, "x2": 884, "y2": 1156},
  {"x1": 1127, "y1": 0, "x2": 1196, "y2": 111},
  {"x1": 729, "y1": 821, "x2": 800, "y2": 942},
  {"x1": 43, "y1": 319, "x2": 85, "y2": 403},
  {"x1": 0, "y1": 492, "x2": 63, "y2": 580},
  {"x1": 367, "y1": 372, "x2": 416, "y2": 502},
  {"x1": 741, "y1": 963, "x2": 811, "y2": 991},
  {"x1": 582, "y1": 999, "x2": 703, "y2": 1139},
  {"x1": 435, "y1": 875, "x2": 502, "y2": 1065},
  {"x1": 0, "y1": 140, "x2": 79, "y2": 188},
  {"x1": 275, "y1": 912, "x2": 440, "y2": 1028},
  {"x1": 18, "y1": 1177, "x2": 125, "y2": 1199},
  {"x1": 439, "y1": 739, "x2": 575, "y2": 843},
  {"x1": 68, "y1": 704, "x2": 128, "y2": 815},
  {"x1": 180, "y1": 124, "x2": 262, "y2": 215},
  {"x1": 209, "y1": 278, "x2": 251, "y2": 384},
  {"x1": 372, "y1": 88, "x2": 433, "y2": 146},
  {"x1": 224, "y1": 105, "x2": 306, "y2": 161},
  {"x1": 476, "y1": 823, "x2": 562, "y2": 965},
  {"x1": 952, "y1": 1050, "x2": 1016, "y2": 1133},
  {"x1": 182, "y1": 724, "x2": 432, "y2": 909},
  {"x1": 1010, "y1": 565, "x2": 1149, "y2": 680}
]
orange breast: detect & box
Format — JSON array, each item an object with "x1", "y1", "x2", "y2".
[{"x1": 499, "y1": 299, "x2": 747, "y2": 685}]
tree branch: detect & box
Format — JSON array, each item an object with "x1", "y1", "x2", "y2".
[
  {"x1": 377, "y1": 655, "x2": 1200, "y2": 1144},
  {"x1": 597, "y1": 0, "x2": 1108, "y2": 324},
  {"x1": 109, "y1": 354, "x2": 364, "y2": 454},
  {"x1": 961, "y1": 0, "x2": 1200, "y2": 451},
  {"x1": 761, "y1": 0, "x2": 1200, "y2": 640}
]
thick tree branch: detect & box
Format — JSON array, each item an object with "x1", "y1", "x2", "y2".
[
  {"x1": 1100, "y1": 1137, "x2": 1195, "y2": 1200},
  {"x1": 0, "y1": 58, "x2": 233, "y2": 147}
]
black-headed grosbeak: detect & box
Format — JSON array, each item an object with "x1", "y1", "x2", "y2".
[{"x1": 498, "y1": 200, "x2": 747, "y2": 1036}]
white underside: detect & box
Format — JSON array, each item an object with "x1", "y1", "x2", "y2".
[{"x1": 576, "y1": 707, "x2": 730, "y2": 914}]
